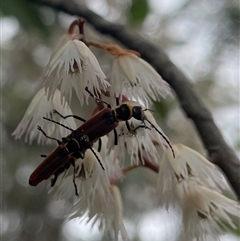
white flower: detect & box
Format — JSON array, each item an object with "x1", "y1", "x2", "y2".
[
  {"x1": 70, "y1": 185, "x2": 129, "y2": 241},
  {"x1": 107, "y1": 100, "x2": 171, "y2": 165},
  {"x1": 109, "y1": 47, "x2": 171, "y2": 106},
  {"x1": 49, "y1": 148, "x2": 129, "y2": 241},
  {"x1": 156, "y1": 144, "x2": 239, "y2": 240},
  {"x1": 106, "y1": 185, "x2": 129, "y2": 241},
  {"x1": 43, "y1": 33, "x2": 110, "y2": 105},
  {"x1": 157, "y1": 144, "x2": 230, "y2": 208},
  {"x1": 49, "y1": 148, "x2": 111, "y2": 204},
  {"x1": 12, "y1": 88, "x2": 76, "y2": 144},
  {"x1": 178, "y1": 185, "x2": 240, "y2": 241}
]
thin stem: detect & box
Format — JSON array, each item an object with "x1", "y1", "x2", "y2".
[
  {"x1": 122, "y1": 163, "x2": 140, "y2": 174},
  {"x1": 78, "y1": 18, "x2": 85, "y2": 35},
  {"x1": 122, "y1": 159, "x2": 159, "y2": 175},
  {"x1": 110, "y1": 163, "x2": 141, "y2": 185},
  {"x1": 142, "y1": 158, "x2": 159, "y2": 173},
  {"x1": 87, "y1": 41, "x2": 106, "y2": 49},
  {"x1": 67, "y1": 18, "x2": 87, "y2": 44},
  {"x1": 68, "y1": 19, "x2": 80, "y2": 34},
  {"x1": 110, "y1": 158, "x2": 159, "y2": 186},
  {"x1": 87, "y1": 41, "x2": 140, "y2": 57},
  {"x1": 78, "y1": 18, "x2": 87, "y2": 44}
]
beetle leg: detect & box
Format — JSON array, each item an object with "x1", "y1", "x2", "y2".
[
  {"x1": 97, "y1": 138, "x2": 102, "y2": 152},
  {"x1": 113, "y1": 129, "x2": 118, "y2": 145},
  {"x1": 70, "y1": 159, "x2": 79, "y2": 196},
  {"x1": 89, "y1": 147, "x2": 105, "y2": 170},
  {"x1": 53, "y1": 109, "x2": 86, "y2": 122},
  {"x1": 116, "y1": 97, "x2": 120, "y2": 106},
  {"x1": 37, "y1": 125, "x2": 61, "y2": 144},
  {"x1": 51, "y1": 174, "x2": 58, "y2": 187},
  {"x1": 131, "y1": 125, "x2": 151, "y2": 132},
  {"x1": 51, "y1": 166, "x2": 66, "y2": 187},
  {"x1": 143, "y1": 108, "x2": 155, "y2": 113},
  {"x1": 125, "y1": 120, "x2": 131, "y2": 131},
  {"x1": 121, "y1": 124, "x2": 152, "y2": 137}
]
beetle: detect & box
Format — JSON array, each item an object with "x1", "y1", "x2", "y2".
[
  {"x1": 29, "y1": 87, "x2": 175, "y2": 191},
  {"x1": 29, "y1": 107, "x2": 118, "y2": 187}
]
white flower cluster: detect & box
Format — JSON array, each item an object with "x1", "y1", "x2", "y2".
[
  {"x1": 157, "y1": 144, "x2": 240, "y2": 241},
  {"x1": 13, "y1": 19, "x2": 239, "y2": 241},
  {"x1": 12, "y1": 88, "x2": 77, "y2": 144}
]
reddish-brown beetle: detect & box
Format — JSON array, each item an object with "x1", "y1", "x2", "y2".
[{"x1": 29, "y1": 88, "x2": 175, "y2": 193}]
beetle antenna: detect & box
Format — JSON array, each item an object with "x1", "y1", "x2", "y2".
[
  {"x1": 53, "y1": 109, "x2": 86, "y2": 122},
  {"x1": 89, "y1": 147, "x2": 105, "y2": 170},
  {"x1": 85, "y1": 87, "x2": 111, "y2": 108},
  {"x1": 144, "y1": 119, "x2": 175, "y2": 158},
  {"x1": 43, "y1": 117, "x2": 74, "y2": 132},
  {"x1": 37, "y1": 126, "x2": 61, "y2": 144}
]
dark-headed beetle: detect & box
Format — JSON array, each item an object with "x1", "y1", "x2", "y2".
[{"x1": 29, "y1": 88, "x2": 175, "y2": 193}]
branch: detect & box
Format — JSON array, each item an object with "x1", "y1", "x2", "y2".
[{"x1": 29, "y1": 0, "x2": 240, "y2": 198}]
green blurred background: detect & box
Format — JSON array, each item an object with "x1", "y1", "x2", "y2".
[{"x1": 1, "y1": 0, "x2": 239, "y2": 240}]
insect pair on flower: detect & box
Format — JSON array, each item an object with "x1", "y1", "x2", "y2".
[
  {"x1": 13, "y1": 17, "x2": 173, "y2": 188},
  {"x1": 28, "y1": 87, "x2": 174, "y2": 193},
  {"x1": 12, "y1": 18, "x2": 240, "y2": 241}
]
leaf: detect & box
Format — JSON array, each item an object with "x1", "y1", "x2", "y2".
[{"x1": 128, "y1": 0, "x2": 150, "y2": 24}]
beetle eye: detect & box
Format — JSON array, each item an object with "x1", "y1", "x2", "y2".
[{"x1": 132, "y1": 107, "x2": 144, "y2": 121}]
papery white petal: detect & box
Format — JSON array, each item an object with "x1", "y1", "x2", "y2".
[
  {"x1": 157, "y1": 148, "x2": 180, "y2": 208},
  {"x1": 157, "y1": 144, "x2": 234, "y2": 208},
  {"x1": 101, "y1": 185, "x2": 129, "y2": 241},
  {"x1": 50, "y1": 148, "x2": 110, "y2": 204},
  {"x1": 178, "y1": 185, "x2": 240, "y2": 241},
  {"x1": 110, "y1": 54, "x2": 171, "y2": 106},
  {"x1": 156, "y1": 144, "x2": 239, "y2": 241},
  {"x1": 12, "y1": 88, "x2": 76, "y2": 144},
  {"x1": 43, "y1": 35, "x2": 110, "y2": 105},
  {"x1": 49, "y1": 146, "x2": 129, "y2": 240},
  {"x1": 159, "y1": 145, "x2": 222, "y2": 191}
]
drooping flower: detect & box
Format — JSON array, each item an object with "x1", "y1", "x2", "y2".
[
  {"x1": 178, "y1": 184, "x2": 240, "y2": 241},
  {"x1": 49, "y1": 148, "x2": 129, "y2": 241},
  {"x1": 88, "y1": 43, "x2": 171, "y2": 106},
  {"x1": 12, "y1": 88, "x2": 76, "y2": 145},
  {"x1": 107, "y1": 100, "x2": 172, "y2": 165},
  {"x1": 156, "y1": 143, "x2": 230, "y2": 208},
  {"x1": 70, "y1": 184, "x2": 129, "y2": 241},
  {"x1": 43, "y1": 33, "x2": 110, "y2": 105},
  {"x1": 49, "y1": 148, "x2": 110, "y2": 202},
  {"x1": 156, "y1": 144, "x2": 239, "y2": 240}
]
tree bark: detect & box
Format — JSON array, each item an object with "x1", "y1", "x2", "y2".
[{"x1": 29, "y1": 0, "x2": 240, "y2": 199}]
